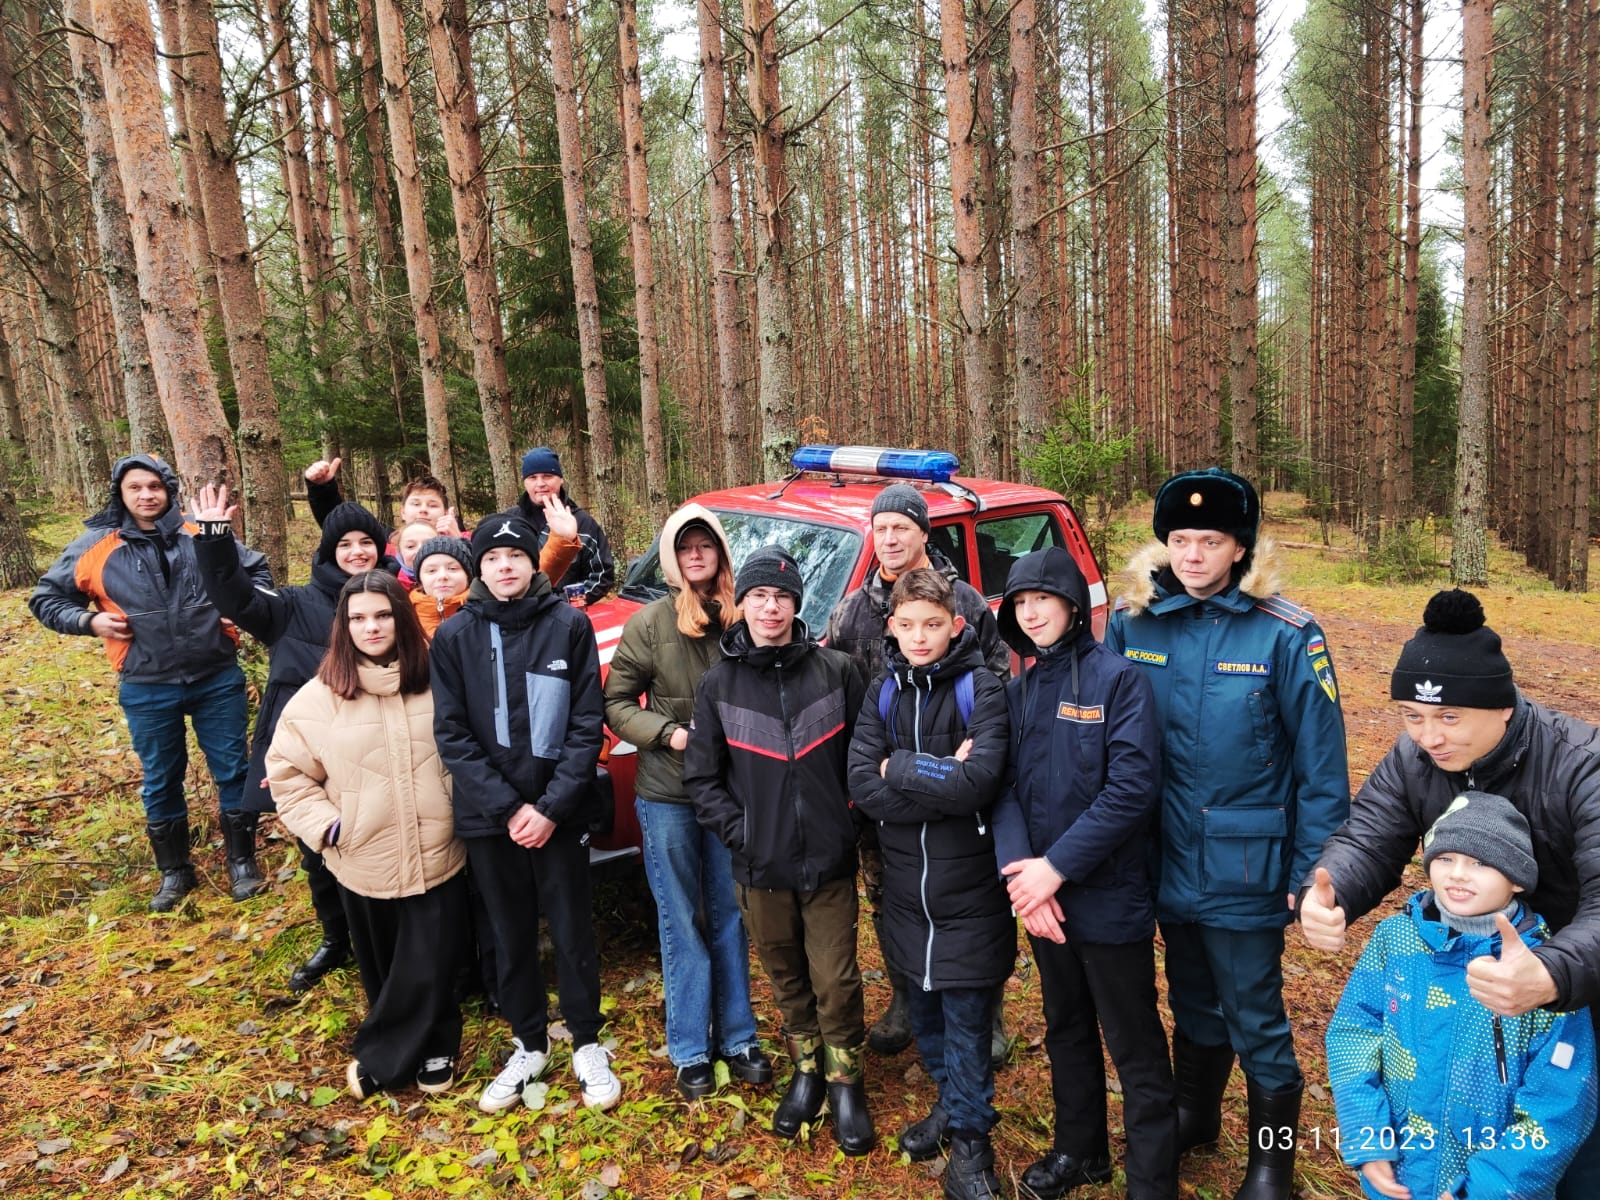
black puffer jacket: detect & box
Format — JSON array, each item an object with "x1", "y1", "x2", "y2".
[
  {"x1": 684, "y1": 620, "x2": 865, "y2": 892},
  {"x1": 194, "y1": 506, "x2": 398, "y2": 809},
  {"x1": 516, "y1": 487, "x2": 614, "y2": 604},
  {"x1": 847, "y1": 628, "x2": 1015, "y2": 991},
  {"x1": 824, "y1": 548, "x2": 1008, "y2": 688},
  {"x1": 430, "y1": 576, "x2": 605, "y2": 838},
  {"x1": 1311, "y1": 694, "x2": 1600, "y2": 1011}
]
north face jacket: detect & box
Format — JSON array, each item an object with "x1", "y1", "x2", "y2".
[
  {"x1": 29, "y1": 454, "x2": 269, "y2": 684},
  {"x1": 992, "y1": 546, "x2": 1164, "y2": 944},
  {"x1": 848, "y1": 627, "x2": 1015, "y2": 991},
  {"x1": 430, "y1": 576, "x2": 605, "y2": 838},
  {"x1": 1325, "y1": 891, "x2": 1596, "y2": 1199},
  {"x1": 1103, "y1": 539, "x2": 1350, "y2": 930},
  {"x1": 1312, "y1": 694, "x2": 1600, "y2": 1012},
  {"x1": 684, "y1": 619, "x2": 865, "y2": 892}
]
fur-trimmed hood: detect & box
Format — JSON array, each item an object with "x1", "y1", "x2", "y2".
[{"x1": 1117, "y1": 536, "x2": 1285, "y2": 615}]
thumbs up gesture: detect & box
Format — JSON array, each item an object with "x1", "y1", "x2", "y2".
[
  {"x1": 1466, "y1": 912, "x2": 1558, "y2": 1017},
  {"x1": 1298, "y1": 867, "x2": 1347, "y2": 952}
]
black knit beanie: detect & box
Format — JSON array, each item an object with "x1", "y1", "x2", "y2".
[
  {"x1": 1422, "y1": 791, "x2": 1538, "y2": 893},
  {"x1": 1390, "y1": 589, "x2": 1516, "y2": 709},
  {"x1": 734, "y1": 545, "x2": 805, "y2": 607},
  {"x1": 471, "y1": 511, "x2": 540, "y2": 572},
  {"x1": 317, "y1": 502, "x2": 390, "y2": 563},
  {"x1": 412, "y1": 535, "x2": 473, "y2": 579},
  {"x1": 870, "y1": 483, "x2": 931, "y2": 534},
  {"x1": 1153, "y1": 467, "x2": 1260, "y2": 549}
]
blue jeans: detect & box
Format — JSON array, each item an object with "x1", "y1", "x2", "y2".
[
  {"x1": 905, "y1": 984, "x2": 998, "y2": 1135},
  {"x1": 636, "y1": 797, "x2": 759, "y2": 1067},
  {"x1": 119, "y1": 664, "x2": 249, "y2": 823}
]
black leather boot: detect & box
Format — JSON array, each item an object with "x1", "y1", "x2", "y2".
[
  {"x1": 1234, "y1": 1078, "x2": 1302, "y2": 1200},
  {"x1": 288, "y1": 934, "x2": 350, "y2": 993},
  {"x1": 1173, "y1": 1032, "x2": 1235, "y2": 1153},
  {"x1": 146, "y1": 819, "x2": 197, "y2": 912},
  {"x1": 1020, "y1": 1149, "x2": 1113, "y2": 1199},
  {"x1": 219, "y1": 811, "x2": 267, "y2": 901},
  {"x1": 944, "y1": 1132, "x2": 1001, "y2": 1200},
  {"x1": 823, "y1": 1043, "x2": 876, "y2": 1156},
  {"x1": 899, "y1": 1103, "x2": 950, "y2": 1161},
  {"x1": 771, "y1": 1033, "x2": 825, "y2": 1138}
]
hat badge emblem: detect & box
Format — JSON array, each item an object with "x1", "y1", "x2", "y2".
[
  {"x1": 495, "y1": 520, "x2": 520, "y2": 538},
  {"x1": 1415, "y1": 679, "x2": 1442, "y2": 703},
  {"x1": 1189, "y1": 491, "x2": 1203, "y2": 506}
]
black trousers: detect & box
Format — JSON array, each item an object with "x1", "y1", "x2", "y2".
[
  {"x1": 299, "y1": 839, "x2": 349, "y2": 942},
  {"x1": 466, "y1": 826, "x2": 604, "y2": 1050},
  {"x1": 340, "y1": 871, "x2": 468, "y2": 1087},
  {"x1": 1031, "y1": 934, "x2": 1178, "y2": 1200}
]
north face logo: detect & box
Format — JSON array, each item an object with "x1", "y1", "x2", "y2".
[
  {"x1": 495, "y1": 521, "x2": 520, "y2": 538},
  {"x1": 545, "y1": 659, "x2": 567, "y2": 672},
  {"x1": 1415, "y1": 679, "x2": 1443, "y2": 703}
]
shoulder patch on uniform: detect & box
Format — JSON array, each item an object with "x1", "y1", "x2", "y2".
[
  {"x1": 1122, "y1": 646, "x2": 1169, "y2": 667},
  {"x1": 1306, "y1": 636, "x2": 1326, "y2": 657},
  {"x1": 1057, "y1": 702, "x2": 1105, "y2": 723},
  {"x1": 1254, "y1": 595, "x2": 1312, "y2": 628}
]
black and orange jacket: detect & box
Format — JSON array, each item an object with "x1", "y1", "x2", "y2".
[
  {"x1": 684, "y1": 619, "x2": 865, "y2": 892},
  {"x1": 29, "y1": 455, "x2": 271, "y2": 684}
]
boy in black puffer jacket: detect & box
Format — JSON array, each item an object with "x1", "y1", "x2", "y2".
[
  {"x1": 992, "y1": 547, "x2": 1177, "y2": 1200},
  {"x1": 429, "y1": 513, "x2": 621, "y2": 1115},
  {"x1": 684, "y1": 546, "x2": 870, "y2": 1154},
  {"x1": 847, "y1": 567, "x2": 1013, "y2": 1200}
]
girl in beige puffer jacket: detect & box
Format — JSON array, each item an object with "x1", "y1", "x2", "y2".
[{"x1": 268, "y1": 571, "x2": 466, "y2": 1099}]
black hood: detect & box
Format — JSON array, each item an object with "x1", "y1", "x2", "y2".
[
  {"x1": 997, "y1": 546, "x2": 1091, "y2": 656},
  {"x1": 87, "y1": 454, "x2": 180, "y2": 529},
  {"x1": 719, "y1": 616, "x2": 816, "y2": 668},
  {"x1": 884, "y1": 623, "x2": 988, "y2": 688}
]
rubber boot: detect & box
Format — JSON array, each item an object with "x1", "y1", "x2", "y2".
[
  {"x1": 944, "y1": 1132, "x2": 1002, "y2": 1200},
  {"x1": 219, "y1": 810, "x2": 267, "y2": 901},
  {"x1": 1233, "y1": 1078, "x2": 1302, "y2": 1200},
  {"x1": 990, "y1": 981, "x2": 1011, "y2": 1070},
  {"x1": 771, "y1": 1033, "x2": 825, "y2": 1138},
  {"x1": 146, "y1": 818, "x2": 197, "y2": 912},
  {"x1": 823, "y1": 1043, "x2": 876, "y2": 1156},
  {"x1": 1173, "y1": 1032, "x2": 1235, "y2": 1154}
]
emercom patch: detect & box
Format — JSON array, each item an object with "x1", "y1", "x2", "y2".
[
  {"x1": 1123, "y1": 647, "x2": 1168, "y2": 667},
  {"x1": 1057, "y1": 703, "x2": 1105, "y2": 723},
  {"x1": 1313, "y1": 654, "x2": 1338, "y2": 703},
  {"x1": 1213, "y1": 660, "x2": 1271, "y2": 676}
]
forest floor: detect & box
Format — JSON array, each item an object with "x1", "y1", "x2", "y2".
[{"x1": 3, "y1": 494, "x2": 1599, "y2": 1200}]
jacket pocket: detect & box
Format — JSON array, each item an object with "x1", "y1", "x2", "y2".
[
  {"x1": 1199, "y1": 806, "x2": 1287, "y2": 895},
  {"x1": 1245, "y1": 690, "x2": 1278, "y2": 768},
  {"x1": 524, "y1": 672, "x2": 570, "y2": 759}
]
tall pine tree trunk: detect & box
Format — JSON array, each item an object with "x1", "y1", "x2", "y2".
[
  {"x1": 1454, "y1": 0, "x2": 1493, "y2": 584},
  {"x1": 424, "y1": 0, "x2": 519, "y2": 506},
  {"x1": 372, "y1": 0, "x2": 455, "y2": 486},
  {"x1": 1010, "y1": 0, "x2": 1044, "y2": 472},
  {"x1": 548, "y1": 0, "x2": 617, "y2": 526},
  {"x1": 64, "y1": 0, "x2": 169, "y2": 462},
  {"x1": 1223, "y1": 0, "x2": 1259, "y2": 478},
  {"x1": 87, "y1": 0, "x2": 239, "y2": 491},
  {"x1": 618, "y1": 0, "x2": 668, "y2": 517},
  {"x1": 175, "y1": 0, "x2": 289, "y2": 579}
]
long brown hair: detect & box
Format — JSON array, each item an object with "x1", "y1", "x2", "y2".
[
  {"x1": 318, "y1": 571, "x2": 431, "y2": 699},
  {"x1": 673, "y1": 526, "x2": 739, "y2": 637}
]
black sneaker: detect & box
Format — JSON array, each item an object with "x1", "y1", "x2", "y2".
[
  {"x1": 723, "y1": 1044, "x2": 774, "y2": 1086},
  {"x1": 416, "y1": 1056, "x2": 455, "y2": 1094},
  {"x1": 676, "y1": 1061, "x2": 716, "y2": 1099},
  {"x1": 346, "y1": 1060, "x2": 382, "y2": 1100}
]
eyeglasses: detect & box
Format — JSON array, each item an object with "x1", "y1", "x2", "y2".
[{"x1": 744, "y1": 589, "x2": 796, "y2": 610}]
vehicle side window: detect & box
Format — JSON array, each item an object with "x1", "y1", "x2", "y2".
[
  {"x1": 927, "y1": 523, "x2": 971, "y2": 584},
  {"x1": 976, "y1": 512, "x2": 1066, "y2": 598}
]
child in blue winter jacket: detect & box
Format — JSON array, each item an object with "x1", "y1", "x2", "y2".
[{"x1": 1326, "y1": 791, "x2": 1597, "y2": 1200}]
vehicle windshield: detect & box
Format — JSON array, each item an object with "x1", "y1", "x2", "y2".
[{"x1": 620, "y1": 511, "x2": 862, "y2": 633}]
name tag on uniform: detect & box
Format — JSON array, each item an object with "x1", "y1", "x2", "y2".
[
  {"x1": 1213, "y1": 660, "x2": 1272, "y2": 676},
  {"x1": 1122, "y1": 647, "x2": 1168, "y2": 667},
  {"x1": 1057, "y1": 703, "x2": 1105, "y2": 723}
]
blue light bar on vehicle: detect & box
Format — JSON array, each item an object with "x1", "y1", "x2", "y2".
[{"x1": 791, "y1": 445, "x2": 961, "y2": 483}]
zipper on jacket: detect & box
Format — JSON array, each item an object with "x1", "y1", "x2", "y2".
[
  {"x1": 776, "y1": 659, "x2": 805, "y2": 890},
  {"x1": 490, "y1": 624, "x2": 511, "y2": 748},
  {"x1": 919, "y1": 821, "x2": 934, "y2": 990}
]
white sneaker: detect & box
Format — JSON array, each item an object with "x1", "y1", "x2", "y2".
[
  {"x1": 478, "y1": 1037, "x2": 550, "y2": 1113},
  {"x1": 573, "y1": 1042, "x2": 622, "y2": 1110}
]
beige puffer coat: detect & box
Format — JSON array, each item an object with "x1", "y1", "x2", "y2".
[{"x1": 267, "y1": 662, "x2": 464, "y2": 898}]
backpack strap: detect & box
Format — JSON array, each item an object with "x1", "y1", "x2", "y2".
[
  {"x1": 879, "y1": 669, "x2": 976, "y2": 750},
  {"x1": 954, "y1": 669, "x2": 975, "y2": 726}
]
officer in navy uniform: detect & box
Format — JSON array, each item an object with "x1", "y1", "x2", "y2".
[{"x1": 1104, "y1": 469, "x2": 1349, "y2": 1200}]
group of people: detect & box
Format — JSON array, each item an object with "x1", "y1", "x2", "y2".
[{"x1": 27, "y1": 454, "x2": 1600, "y2": 1200}]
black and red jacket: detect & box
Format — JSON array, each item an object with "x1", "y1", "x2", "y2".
[{"x1": 684, "y1": 619, "x2": 865, "y2": 892}]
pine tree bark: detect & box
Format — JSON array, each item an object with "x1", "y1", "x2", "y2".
[
  {"x1": 1010, "y1": 0, "x2": 1044, "y2": 473},
  {"x1": 1223, "y1": 0, "x2": 1259, "y2": 478},
  {"x1": 173, "y1": 0, "x2": 289, "y2": 578},
  {"x1": 742, "y1": 0, "x2": 798, "y2": 478},
  {"x1": 1396, "y1": 0, "x2": 1423, "y2": 519},
  {"x1": 0, "y1": 17, "x2": 110, "y2": 499},
  {"x1": 87, "y1": 0, "x2": 239, "y2": 491},
  {"x1": 548, "y1": 0, "x2": 617, "y2": 526},
  {"x1": 940, "y1": 0, "x2": 998, "y2": 475},
  {"x1": 1454, "y1": 0, "x2": 1493, "y2": 584},
  {"x1": 424, "y1": 0, "x2": 519, "y2": 507},
  {"x1": 64, "y1": 0, "x2": 169, "y2": 462},
  {"x1": 372, "y1": 0, "x2": 456, "y2": 487},
  {"x1": 617, "y1": 0, "x2": 668, "y2": 517}
]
